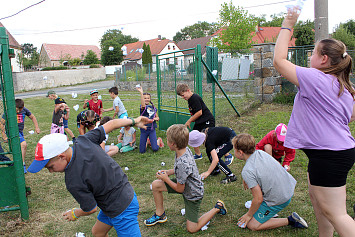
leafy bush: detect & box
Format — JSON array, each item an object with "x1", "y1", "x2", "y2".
[
  {"x1": 41, "y1": 66, "x2": 68, "y2": 71},
  {"x1": 273, "y1": 91, "x2": 296, "y2": 105},
  {"x1": 89, "y1": 64, "x2": 100, "y2": 68}
]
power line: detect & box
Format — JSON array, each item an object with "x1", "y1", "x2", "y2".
[
  {"x1": 12, "y1": 0, "x2": 294, "y2": 36},
  {"x1": 0, "y1": 0, "x2": 46, "y2": 21}
]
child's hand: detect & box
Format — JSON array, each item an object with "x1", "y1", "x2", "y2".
[
  {"x1": 129, "y1": 142, "x2": 133, "y2": 146},
  {"x1": 237, "y1": 213, "x2": 252, "y2": 228},
  {"x1": 117, "y1": 139, "x2": 122, "y2": 144},
  {"x1": 156, "y1": 170, "x2": 168, "y2": 181},
  {"x1": 100, "y1": 108, "x2": 104, "y2": 113},
  {"x1": 84, "y1": 99, "x2": 89, "y2": 103},
  {"x1": 134, "y1": 116, "x2": 154, "y2": 129},
  {"x1": 200, "y1": 171, "x2": 210, "y2": 180},
  {"x1": 185, "y1": 121, "x2": 191, "y2": 129},
  {"x1": 62, "y1": 209, "x2": 76, "y2": 221},
  {"x1": 136, "y1": 86, "x2": 143, "y2": 93},
  {"x1": 35, "y1": 127, "x2": 41, "y2": 134}
]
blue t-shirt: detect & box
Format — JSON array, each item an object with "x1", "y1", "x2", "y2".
[{"x1": 140, "y1": 104, "x2": 157, "y2": 130}]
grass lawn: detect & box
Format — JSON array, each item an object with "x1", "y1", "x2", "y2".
[{"x1": 0, "y1": 90, "x2": 354, "y2": 237}]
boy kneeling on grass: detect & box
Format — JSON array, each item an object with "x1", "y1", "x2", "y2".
[
  {"x1": 144, "y1": 124, "x2": 227, "y2": 233},
  {"x1": 232, "y1": 133, "x2": 308, "y2": 231},
  {"x1": 27, "y1": 116, "x2": 153, "y2": 237}
]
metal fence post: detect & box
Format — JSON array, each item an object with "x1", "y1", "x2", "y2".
[{"x1": 0, "y1": 27, "x2": 29, "y2": 220}]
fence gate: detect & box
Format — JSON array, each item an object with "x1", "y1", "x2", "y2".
[
  {"x1": 0, "y1": 27, "x2": 29, "y2": 219},
  {"x1": 156, "y1": 44, "x2": 239, "y2": 131}
]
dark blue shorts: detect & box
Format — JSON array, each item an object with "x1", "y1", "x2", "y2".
[
  {"x1": 63, "y1": 119, "x2": 69, "y2": 129},
  {"x1": 19, "y1": 132, "x2": 25, "y2": 143}
]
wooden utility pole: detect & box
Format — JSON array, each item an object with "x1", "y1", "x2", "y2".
[{"x1": 314, "y1": 0, "x2": 329, "y2": 41}]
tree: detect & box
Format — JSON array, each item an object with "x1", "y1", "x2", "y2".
[
  {"x1": 142, "y1": 43, "x2": 152, "y2": 65},
  {"x1": 343, "y1": 19, "x2": 355, "y2": 36},
  {"x1": 142, "y1": 42, "x2": 147, "y2": 64},
  {"x1": 173, "y1": 21, "x2": 218, "y2": 42},
  {"x1": 332, "y1": 24, "x2": 355, "y2": 49},
  {"x1": 293, "y1": 20, "x2": 314, "y2": 46},
  {"x1": 210, "y1": 1, "x2": 257, "y2": 54},
  {"x1": 100, "y1": 29, "x2": 139, "y2": 66},
  {"x1": 17, "y1": 43, "x2": 39, "y2": 70},
  {"x1": 101, "y1": 40, "x2": 122, "y2": 66},
  {"x1": 259, "y1": 13, "x2": 285, "y2": 27},
  {"x1": 83, "y1": 50, "x2": 99, "y2": 65}
]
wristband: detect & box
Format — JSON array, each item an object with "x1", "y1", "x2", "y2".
[
  {"x1": 129, "y1": 117, "x2": 135, "y2": 127},
  {"x1": 281, "y1": 27, "x2": 292, "y2": 32},
  {"x1": 71, "y1": 208, "x2": 78, "y2": 221}
]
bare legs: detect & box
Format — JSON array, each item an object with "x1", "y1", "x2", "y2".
[
  {"x1": 92, "y1": 220, "x2": 111, "y2": 237},
  {"x1": 308, "y1": 174, "x2": 355, "y2": 237}
]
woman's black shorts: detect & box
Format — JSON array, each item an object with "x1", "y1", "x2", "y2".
[{"x1": 303, "y1": 148, "x2": 355, "y2": 187}]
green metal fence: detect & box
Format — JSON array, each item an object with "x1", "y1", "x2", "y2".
[
  {"x1": 156, "y1": 45, "x2": 240, "y2": 131},
  {"x1": 0, "y1": 27, "x2": 29, "y2": 219},
  {"x1": 284, "y1": 46, "x2": 355, "y2": 92}
]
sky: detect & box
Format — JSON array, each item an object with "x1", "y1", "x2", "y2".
[{"x1": 0, "y1": 0, "x2": 353, "y2": 51}]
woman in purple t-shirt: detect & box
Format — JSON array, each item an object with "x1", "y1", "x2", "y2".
[{"x1": 273, "y1": 7, "x2": 355, "y2": 236}]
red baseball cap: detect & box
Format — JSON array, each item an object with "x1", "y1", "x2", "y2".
[{"x1": 27, "y1": 133, "x2": 69, "y2": 173}]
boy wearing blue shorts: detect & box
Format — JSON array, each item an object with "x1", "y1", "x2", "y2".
[
  {"x1": 144, "y1": 124, "x2": 227, "y2": 233},
  {"x1": 27, "y1": 116, "x2": 152, "y2": 236},
  {"x1": 232, "y1": 133, "x2": 308, "y2": 231},
  {"x1": 103, "y1": 87, "x2": 128, "y2": 119},
  {"x1": 1, "y1": 99, "x2": 40, "y2": 173}
]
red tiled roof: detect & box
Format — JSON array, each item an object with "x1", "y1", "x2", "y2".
[
  {"x1": 41, "y1": 43, "x2": 101, "y2": 60},
  {"x1": 212, "y1": 27, "x2": 296, "y2": 47},
  {"x1": 0, "y1": 22, "x2": 21, "y2": 49},
  {"x1": 176, "y1": 36, "x2": 212, "y2": 55},
  {"x1": 253, "y1": 27, "x2": 296, "y2": 46},
  {"x1": 124, "y1": 38, "x2": 171, "y2": 61}
]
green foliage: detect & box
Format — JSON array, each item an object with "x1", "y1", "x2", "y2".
[
  {"x1": 100, "y1": 29, "x2": 139, "y2": 66},
  {"x1": 210, "y1": 1, "x2": 257, "y2": 54},
  {"x1": 83, "y1": 50, "x2": 99, "y2": 65},
  {"x1": 260, "y1": 12, "x2": 285, "y2": 27},
  {"x1": 101, "y1": 40, "x2": 122, "y2": 66},
  {"x1": 168, "y1": 64, "x2": 175, "y2": 71},
  {"x1": 173, "y1": 21, "x2": 218, "y2": 42},
  {"x1": 69, "y1": 58, "x2": 82, "y2": 66},
  {"x1": 294, "y1": 20, "x2": 315, "y2": 46},
  {"x1": 17, "y1": 43, "x2": 39, "y2": 70},
  {"x1": 333, "y1": 24, "x2": 355, "y2": 49},
  {"x1": 124, "y1": 67, "x2": 146, "y2": 81},
  {"x1": 343, "y1": 19, "x2": 355, "y2": 36},
  {"x1": 89, "y1": 64, "x2": 100, "y2": 68},
  {"x1": 273, "y1": 91, "x2": 296, "y2": 105},
  {"x1": 142, "y1": 42, "x2": 147, "y2": 64},
  {"x1": 41, "y1": 66, "x2": 68, "y2": 71}
]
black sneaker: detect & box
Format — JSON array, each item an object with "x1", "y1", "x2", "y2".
[
  {"x1": 210, "y1": 169, "x2": 221, "y2": 176},
  {"x1": 288, "y1": 212, "x2": 308, "y2": 228},
  {"x1": 144, "y1": 212, "x2": 167, "y2": 226},
  {"x1": 220, "y1": 175, "x2": 237, "y2": 184}
]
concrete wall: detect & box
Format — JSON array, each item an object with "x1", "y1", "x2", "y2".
[
  {"x1": 115, "y1": 79, "x2": 254, "y2": 93},
  {"x1": 12, "y1": 67, "x2": 106, "y2": 92}
]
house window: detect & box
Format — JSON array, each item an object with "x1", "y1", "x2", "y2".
[
  {"x1": 166, "y1": 58, "x2": 169, "y2": 65},
  {"x1": 173, "y1": 46, "x2": 175, "y2": 50},
  {"x1": 168, "y1": 45, "x2": 170, "y2": 50}
]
